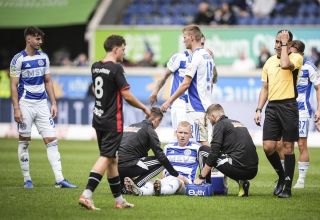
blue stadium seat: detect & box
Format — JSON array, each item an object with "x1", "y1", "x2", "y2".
[
  {"x1": 282, "y1": 16, "x2": 294, "y2": 25},
  {"x1": 237, "y1": 16, "x2": 251, "y2": 25},
  {"x1": 121, "y1": 0, "x2": 320, "y2": 25},
  {"x1": 270, "y1": 16, "x2": 283, "y2": 25},
  {"x1": 293, "y1": 16, "x2": 305, "y2": 25},
  {"x1": 303, "y1": 16, "x2": 317, "y2": 25},
  {"x1": 259, "y1": 17, "x2": 271, "y2": 25}
]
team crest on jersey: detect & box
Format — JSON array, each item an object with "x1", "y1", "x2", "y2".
[
  {"x1": 19, "y1": 122, "x2": 27, "y2": 130},
  {"x1": 38, "y1": 59, "x2": 44, "y2": 66},
  {"x1": 184, "y1": 149, "x2": 192, "y2": 156}
]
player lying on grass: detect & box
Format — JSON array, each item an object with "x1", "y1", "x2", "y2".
[{"x1": 124, "y1": 121, "x2": 202, "y2": 196}]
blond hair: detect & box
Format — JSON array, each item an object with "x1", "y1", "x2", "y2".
[
  {"x1": 182, "y1": 25, "x2": 203, "y2": 41},
  {"x1": 177, "y1": 121, "x2": 192, "y2": 131}
]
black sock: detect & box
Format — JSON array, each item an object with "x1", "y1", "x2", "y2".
[
  {"x1": 266, "y1": 151, "x2": 285, "y2": 180},
  {"x1": 86, "y1": 172, "x2": 103, "y2": 192},
  {"x1": 108, "y1": 176, "x2": 122, "y2": 198},
  {"x1": 284, "y1": 154, "x2": 295, "y2": 189}
]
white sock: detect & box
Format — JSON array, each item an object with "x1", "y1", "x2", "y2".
[
  {"x1": 139, "y1": 182, "x2": 154, "y2": 196},
  {"x1": 297, "y1": 161, "x2": 309, "y2": 183},
  {"x1": 46, "y1": 140, "x2": 64, "y2": 182},
  {"x1": 160, "y1": 177, "x2": 180, "y2": 195},
  {"x1": 280, "y1": 160, "x2": 285, "y2": 170},
  {"x1": 18, "y1": 141, "x2": 31, "y2": 182},
  {"x1": 82, "y1": 189, "x2": 93, "y2": 199},
  {"x1": 115, "y1": 195, "x2": 124, "y2": 203}
]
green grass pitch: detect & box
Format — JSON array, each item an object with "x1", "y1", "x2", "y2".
[{"x1": 1, "y1": 138, "x2": 320, "y2": 220}]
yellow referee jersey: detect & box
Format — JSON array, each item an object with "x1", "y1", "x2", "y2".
[{"x1": 262, "y1": 53, "x2": 303, "y2": 101}]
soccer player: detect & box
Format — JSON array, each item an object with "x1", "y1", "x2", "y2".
[
  {"x1": 118, "y1": 107, "x2": 186, "y2": 193},
  {"x1": 149, "y1": 49, "x2": 191, "y2": 133},
  {"x1": 10, "y1": 26, "x2": 77, "y2": 189},
  {"x1": 124, "y1": 121, "x2": 199, "y2": 196},
  {"x1": 150, "y1": 34, "x2": 217, "y2": 138},
  {"x1": 160, "y1": 25, "x2": 215, "y2": 146},
  {"x1": 254, "y1": 30, "x2": 303, "y2": 198},
  {"x1": 79, "y1": 35, "x2": 150, "y2": 210},
  {"x1": 278, "y1": 40, "x2": 320, "y2": 189},
  {"x1": 195, "y1": 104, "x2": 258, "y2": 197}
]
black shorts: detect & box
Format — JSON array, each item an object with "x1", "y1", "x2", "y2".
[
  {"x1": 263, "y1": 99, "x2": 299, "y2": 142},
  {"x1": 95, "y1": 129, "x2": 123, "y2": 158},
  {"x1": 217, "y1": 163, "x2": 258, "y2": 181}
]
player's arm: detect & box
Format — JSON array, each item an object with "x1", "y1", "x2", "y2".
[
  {"x1": 160, "y1": 76, "x2": 192, "y2": 112},
  {"x1": 149, "y1": 129, "x2": 179, "y2": 177},
  {"x1": 254, "y1": 81, "x2": 268, "y2": 126},
  {"x1": 149, "y1": 68, "x2": 172, "y2": 105},
  {"x1": 10, "y1": 57, "x2": 22, "y2": 123},
  {"x1": 44, "y1": 74, "x2": 57, "y2": 118},
  {"x1": 279, "y1": 31, "x2": 293, "y2": 70},
  {"x1": 195, "y1": 123, "x2": 224, "y2": 184},
  {"x1": 10, "y1": 77, "x2": 22, "y2": 123},
  {"x1": 121, "y1": 89, "x2": 151, "y2": 117},
  {"x1": 210, "y1": 66, "x2": 218, "y2": 93}
]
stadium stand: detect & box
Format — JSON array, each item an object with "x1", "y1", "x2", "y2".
[{"x1": 121, "y1": 0, "x2": 320, "y2": 25}]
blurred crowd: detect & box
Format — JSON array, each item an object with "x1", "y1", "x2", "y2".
[{"x1": 193, "y1": 0, "x2": 319, "y2": 25}]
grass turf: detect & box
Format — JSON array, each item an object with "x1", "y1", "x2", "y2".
[{"x1": 1, "y1": 138, "x2": 320, "y2": 220}]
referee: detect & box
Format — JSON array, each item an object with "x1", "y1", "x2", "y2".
[{"x1": 254, "y1": 30, "x2": 303, "y2": 198}]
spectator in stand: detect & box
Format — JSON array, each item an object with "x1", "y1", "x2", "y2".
[
  {"x1": 136, "y1": 50, "x2": 157, "y2": 67},
  {"x1": 232, "y1": 50, "x2": 255, "y2": 72},
  {"x1": 232, "y1": 0, "x2": 251, "y2": 17},
  {"x1": 257, "y1": 45, "x2": 272, "y2": 68},
  {"x1": 123, "y1": 57, "x2": 136, "y2": 67},
  {"x1": 52, "y1": 47, "x2": 71, "y2": 66},
  {"x1": 214, "y1": 2, "x2": 237, "y2": 25},
  {"x1": 193, "y1": 2, "x2": 215, "y2": 25},
  {"x1": 74, "y1": 53, "x2": 89, "y2": 67},
  {"x1": 252, "y1": 0, "x2": 276, "y2": 18}
]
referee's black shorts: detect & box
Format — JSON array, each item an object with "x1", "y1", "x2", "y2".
[
  {"x1": 95, "y1": 129, "x2": 123, "y2": 158},
  {"x1": 263, "y1": 98, "x2": 299, "y2": 142}
]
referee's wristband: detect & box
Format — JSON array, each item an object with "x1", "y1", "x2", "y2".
[
  {"x1": 198, "y1": 174, "x2": 206, "y2": 180},
  {"x1": 255, "y1": 108, "x2": 262, "y2": 113}
]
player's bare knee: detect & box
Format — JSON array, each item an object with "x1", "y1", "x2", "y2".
[{"x1": 263, "y1": 141, "x2": 277, "y2": 155}]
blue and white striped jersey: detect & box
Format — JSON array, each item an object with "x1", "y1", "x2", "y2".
[
  {"x1": 10, "y1": 50, "x2": 50, "y2": 103},
  {"x1": 166, "y1": 50, "x2": 191, "y2": 107},
  {"x1": 185, "y1": 48, "x2": 214, "y2": 112},
  {"x1": 163, "y1": 141, "x2": 200, "y2": 183},
  {"x1": 296, "y1": 58, "x2": 320, "y2": 118}
]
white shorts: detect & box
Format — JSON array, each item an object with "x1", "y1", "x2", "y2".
[
  {"x1": 161, "y1": 175, "x2": 189, "y2": 195},
  {"x1": 170, "y1": 99, "x2": 187, "y2": 132},
  {"x1": 186, "y1": 111, "x2": 208, "y2": 142},
  {"x1": 18, "y1": 100, "x2": 56, "y2": 138},
  {"x1": 299, "y1": 117, "x2": 309, "y2": 138}
]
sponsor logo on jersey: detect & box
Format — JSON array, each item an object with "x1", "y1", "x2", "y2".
[
  {"x1": 93, "y1": 107, "x2": 104, "y2": 117},
  {"x1": 96, "y1": 100, "x2": 102, "y2": 107}
]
